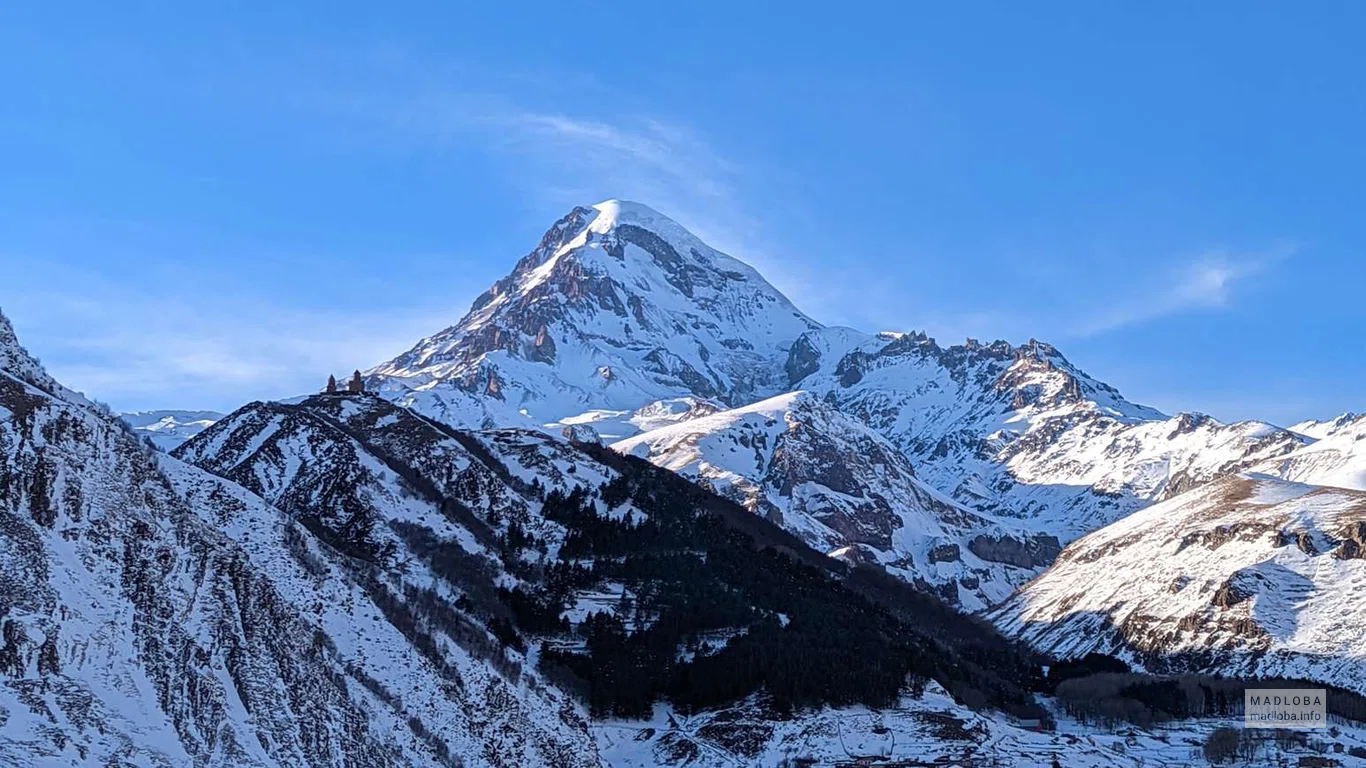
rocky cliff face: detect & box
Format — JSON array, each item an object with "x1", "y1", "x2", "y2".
[
  {"x1": 0, "y1": 309, "x2": 598, "y2": 767},
  {"x1": 0, "y1": 310, "x2": 87, "y2": 407},
  {"x1": 366, "y1": 201, "x2": 819, "y2": 434},
  {"x1": 174, "y1": 392, "x2": 598, "y2": 570}
]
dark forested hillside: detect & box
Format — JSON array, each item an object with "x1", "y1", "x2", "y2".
[{"x1": 550, "y1": 444, "x2": 1048, "y2": 720}]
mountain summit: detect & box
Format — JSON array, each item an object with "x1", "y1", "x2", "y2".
[{"x1": 368, "y1": 200, "x2": 819, "y2": 434}]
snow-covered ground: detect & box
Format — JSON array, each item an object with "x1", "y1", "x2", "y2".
[
  {"x1": 0, "y1": 309, "x2": 599, "y2": 767},
  {"x1": 597, "y1": 682, "x2": 1366, "y2": 767}
]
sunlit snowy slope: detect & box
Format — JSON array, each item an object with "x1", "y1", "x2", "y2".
[
  {"x1": 992, "y1": 473, "x2": 1366, "y2": 693},
  {"x1": 614, "y1": 391, "x2": 1058, "y2": 610}
]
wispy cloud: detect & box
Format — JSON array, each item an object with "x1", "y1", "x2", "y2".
[
  {"x1": 1, "y1": 50, "x2": 777, "y2": 412},
  {"x1": 500, "y1": 113, "x2": 737, "y2": 202},
  {"x1": 805, "y1": 245, "x2": 1297, "y2": 349},
  {"x1": 485, "y1": 111, "x2": 762, "y2": 254},
  {"x1": 1076, "y1": 246, "x2": 1295, "y2": 336},
  {"x1": 4, "y1": 286, "x2": 454, "y2": 412},
  {"x1": 285, "y1": 50, "x2": 767, "y2": 262}
]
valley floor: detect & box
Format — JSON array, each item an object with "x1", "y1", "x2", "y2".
[{"x1": 596, "y1": 685, "x2": 1366, "y2": 767}]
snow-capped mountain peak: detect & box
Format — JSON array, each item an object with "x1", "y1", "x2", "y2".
[
  {"x1": 121, "y1": 409, "x2": 225, "y2": 451},
  {"x1": 367, "y1": 200, "x2": 820, "y2": 432},
  {"x1": 350, "y1": 201, "x2": 1321, "y2": 558},
  {"x1": 1256, "y1": 411, "x2": 1366, "y2": 491},
  {"x1": 1290, "y1": 411, "x2": 1365, "y2": 440}
]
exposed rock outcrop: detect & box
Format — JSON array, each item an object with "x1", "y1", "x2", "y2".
[{"x1": 967, "y1": 533, "x2": 1062, "y2": 569}]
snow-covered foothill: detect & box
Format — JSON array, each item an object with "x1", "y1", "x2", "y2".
[
  {"x1": 615, "y1": 391, "x2": 1057, "y2": 610},
  {"x1": 992, "y1": 473, "x2": 1366, "y2": 695}
]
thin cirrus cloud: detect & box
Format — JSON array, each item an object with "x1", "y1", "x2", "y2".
[
  {"x1": 288, "y1": 53, "x2": 770, "y2": 269},
  {"x1": 499, "y1": 113, "x2": 739, "y2": 203},
  {"x1": 1074, "y1": 247, "x2": 1294, "y2": 338},
  {"x1": 11, "y1": 51, "x2": 1292, "y2": 413},
  {"x1": 302, "y1": 56, "x2": 742, "y2": 209},
  {"x1": 5, "y1": 286, "x2": 455, "y2": 411},
  {"x1": 330, "y1": 67, "x2": 1290, "y2": 345},
  {"x1": 808, "y1": 247, "x2": 1294, "y2": 349},
  {"x1": 490, "y1": 111, "x2": 788, "y2": 278}
]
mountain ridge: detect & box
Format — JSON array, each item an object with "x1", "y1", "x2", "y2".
[
  {"x1": 10, "y1": 194, "x2": 1366, "y2": 765},
  {"x1": 0, "y1": 310, "x2": 597, "y2": 766},
  {"x1": 794, "y1": 329, "x2": 1305, "y2": 538},
  {"x1": 350, "y1": 199, "x2": 1341, "y2": 580},
  {"x1": 612, "y1": 389, "x2": 1059, "y2": 611}
]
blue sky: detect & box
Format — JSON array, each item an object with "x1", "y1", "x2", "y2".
[{"x1": 2, "y1": 3, "x2": 1362, "y2": 424}]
